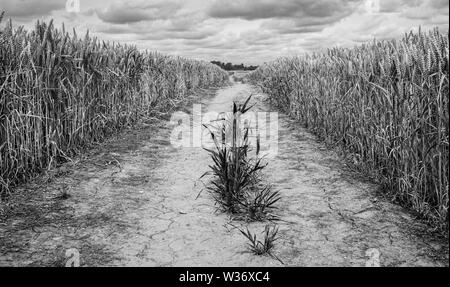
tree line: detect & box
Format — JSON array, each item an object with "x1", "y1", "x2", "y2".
[{"x1": 211, "y1": 61, "x2": 258, "y2": 71}]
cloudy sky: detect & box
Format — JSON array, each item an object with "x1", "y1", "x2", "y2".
[{"x1": 1, "y1": 0, "x2": 448, "y2": 64}]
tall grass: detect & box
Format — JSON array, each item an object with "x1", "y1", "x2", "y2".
[
  {"x1": 203, "y1": 96, "x2": 280, "y2": 221},
  {"x1": 249, "y1": 28, "x2": 449, "y2": 232},
  {"x1": 0, "y1": 18, "x2": 228, "y2": 197}
]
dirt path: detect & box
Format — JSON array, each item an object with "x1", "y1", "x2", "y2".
[{"x1": 0, "y1": 82, "x2": 448, "y2": 267}]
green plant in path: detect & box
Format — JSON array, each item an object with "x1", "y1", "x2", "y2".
[
  {"x1": 243, "y1": 185, "x2": 281, "y2": 221},
  {"x1": 240, "y1": 225, "x2": 283, "y2": 264},
  {"x1": 202, "y1": 96, "x2": 281, "y2": 219}
]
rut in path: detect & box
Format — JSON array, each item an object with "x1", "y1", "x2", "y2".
[{"x1": 0, "y1": 82, "x2": 448, "y2": 267}]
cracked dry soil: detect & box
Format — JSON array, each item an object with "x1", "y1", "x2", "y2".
[{"x1": 0, "y1": 81, "x2": 448, "y2": 267}]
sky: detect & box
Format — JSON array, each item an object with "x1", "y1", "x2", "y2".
[{"x1": 0, "y1": 0, "x2": 448, "y2": 65}]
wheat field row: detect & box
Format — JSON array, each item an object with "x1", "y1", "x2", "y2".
[
  {"x1": 0, "y1": 18, "x2": 229, "y2": 197},
  {"x1": 248, "y1": 29, "x2": 449, "y2": 231}
]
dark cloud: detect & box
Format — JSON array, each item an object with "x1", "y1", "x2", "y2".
[
  {"x1": 208, "y1": 0, "x2": 359, "y2": 20},
  {"x1": 0, "y1": 0, "x2": 64, "y2": 18},
  {"x1": 430, "y1": 0, "x2": 449, "y2": 9},
  {"x1": 96, "y1": 1, "x2": 182, "y2": 24},
  {"x1": 98, "y1": 21, "x2": 216, "y2": 41},
  {"x1": 378, "y1": 0, "x2": 403, "y2": 12},
  {"x1": 168, "y1": 13, "x2": 207, "y2": 32},
  {"x1": 261, "y1": 11, "x2": 353, "y2": 34}
]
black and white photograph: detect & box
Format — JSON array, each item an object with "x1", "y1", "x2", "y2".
[{"x1": 0, "y1": 0, "x2": 448, "y2": 273}]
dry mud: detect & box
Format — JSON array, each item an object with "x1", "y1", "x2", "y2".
[{"x1": 0, "y1": 81, "x2": 448, "y2": 267}]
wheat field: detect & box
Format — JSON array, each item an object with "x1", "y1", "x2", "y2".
[
  {"x1": 0, "y1": 17, "x2": 228, "y2": 197},
  {"x1": 249, "y1": 28, "x2": 449, "y2": 231}
]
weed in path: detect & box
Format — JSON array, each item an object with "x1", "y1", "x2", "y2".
[
  {"x1": 202, "y1": 95, "x2": 280, "y2": 220},
  {"x1": 242, "y1": 186, "x2": 281, "y2": 222},
  {"x1": 240, "y1": 225, "x2": 284, "y2": 264},
  {"x1": 202, "y1": 95, "x2": 284, "y2": 263}
]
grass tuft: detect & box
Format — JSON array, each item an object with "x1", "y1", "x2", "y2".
[{"x1": 239, "y1": 225, "x2": 283, "y2": 264}]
